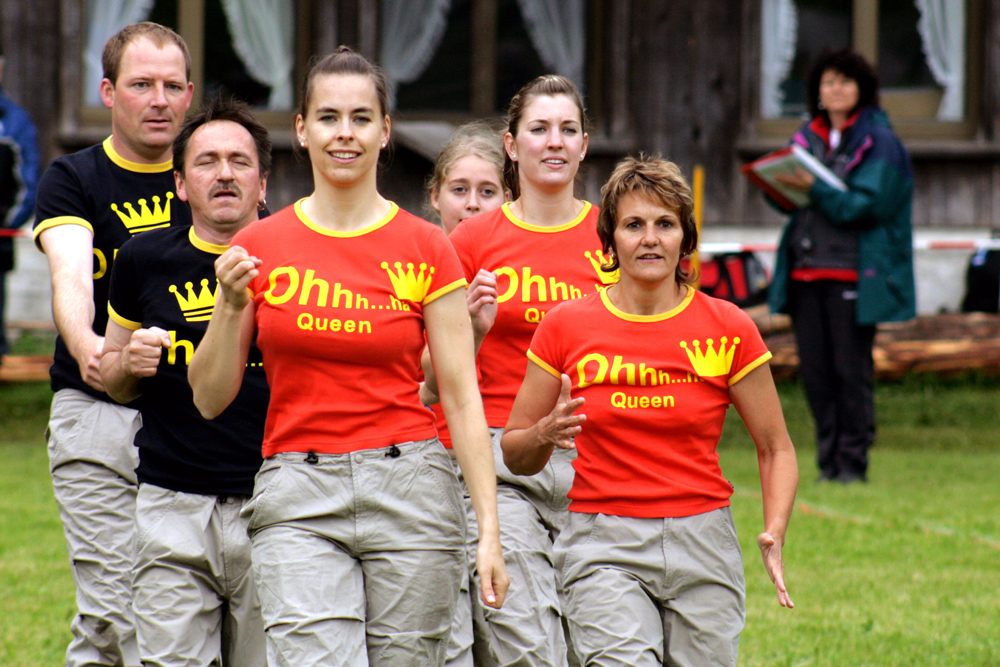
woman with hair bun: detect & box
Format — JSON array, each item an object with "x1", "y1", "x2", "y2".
[
  {"x1": 189, "y1": 47, "x2": 507, "y2": 666},
  {"x1": 426, "y1": 74, "x2": 609, "y2": 666}
]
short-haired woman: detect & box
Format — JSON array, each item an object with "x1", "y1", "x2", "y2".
[{"x1": 503, "y1": 156, "x2": 798, "y2": 667}]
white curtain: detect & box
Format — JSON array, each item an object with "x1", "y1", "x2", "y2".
[
  {"x1": 220, "y1": 0, "x2": 296, "y2": 110},
  {"x1": 516, "y1": 0, "x2": 586, "y2": 91},
  {"x1": 380, "y1": 0, "x2": 452, "y2": 110},
  {"x1": 759, "y1": 0, "x2": 798, "y2": 118},
  {"x1": 915, "y1": 0, "x2": 965, "y2": 121},
  {"x1": 83, "y1": 0, "x2": 155, "y2": 106}
]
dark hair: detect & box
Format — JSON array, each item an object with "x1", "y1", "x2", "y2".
[
  {"x1": 503, "y1": 74, "x2": 588, "y2": 200},
  {"x1": 597, "y1": 156, "x2": 698, "y2": 285},
  {"x1": 299, "y1": 46, "x2": 390, "y2": 120},
  {"x1": 102, "y1": 22, "x2": 191, "y2": 86},
  {"x1": 806, "y1": 48, "x2": 880, "y2": 119},
  {"x1": 173, "y1": 96, "x2": 272, "y2": 177}
]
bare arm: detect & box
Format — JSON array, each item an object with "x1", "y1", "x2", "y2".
[
  {"x1": 38, "y1": 224, "x2": 105, "y2": 392},
  {"x1": 100, "y1": 321, "x2": 172, "y2": 404},
  {"x1": 422, "y1": 269, "x2": 498, "y2": 404},
  {"x1": 729, "y1": 363, "x2": 799, "y2": 608},
  {"x1": 501, "y1": 365, "x2": 585, "y2": 475},
  {"x1": 188, "y1": 246, "x2": 258, "y2": 419},
  {"x1": 424, "y1": 287, "x2": 508, "y2": 609}
]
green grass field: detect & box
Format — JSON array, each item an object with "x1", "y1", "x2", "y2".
[{"x1": 1, "y1": 376, "x2": 998, "y2": 666}]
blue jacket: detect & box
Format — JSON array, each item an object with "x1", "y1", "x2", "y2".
[
  {"x1": 0, "y1": 86, "x2": 40, "y2": 230},
  {"x1": 768, "y1": 107, "x2": 916, "y2": 325}
]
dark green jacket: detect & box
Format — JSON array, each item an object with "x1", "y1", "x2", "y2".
[{"x1": 768, "y1": 107, "x2": 916, "y2": 325}]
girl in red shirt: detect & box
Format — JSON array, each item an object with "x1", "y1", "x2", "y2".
[
  {"x1": 189, "y1": 48, "x2": 507, "y2": 666},
  {"x1": 427, "y1": 75, "x2": 606, "y2": 667},
  {"x1": 425, "y1": 122, "x2": 509, "y2": 666},
  {"x1": 503, "y1": 157, "x2": 798, "y2": 666}
]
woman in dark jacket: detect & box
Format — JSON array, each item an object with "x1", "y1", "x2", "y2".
[{"x1": 768, "y1": 48, "x2": 915, "y2": 484}]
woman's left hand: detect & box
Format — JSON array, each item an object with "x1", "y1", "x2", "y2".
[
  {"x1": 476, "y1": 534, "x2": 509, "y2": 609},
  {"x1": 757, "y1": 531, "x2": 794, "y2": 608},
  {"x1": 773, "y1": 168, "x2": 815, "y2": 193}
]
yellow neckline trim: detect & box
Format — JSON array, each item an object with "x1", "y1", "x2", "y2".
[
  {"x1": 294, "y1": 198, "x2": 399, "y2": 237},
  {"x1": 600, "y1": 284, "x2": 694, "y2": 322},
  {"x1": 103, "y1": 137, "x2": 173, "y2": 173},
  {"x1": 502, "y1": 201, "x2": 591, "y2": 233},
  {"x1": 188, "y1": 227, "x2": 229, "y2": 255}
]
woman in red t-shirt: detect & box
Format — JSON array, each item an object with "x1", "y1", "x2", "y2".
[
  {"x1": 189, "y1": 48, "x2": 507, "y2": 666},
  {"x1": 425, "y1": 74, "x2": 606, "y2": 666},
  {"x1": 425, "y1": 122, "x2": 509, "y2": 665},
  {"x1": 503, "y1": 157, "x2": 799, "y2": 667}
]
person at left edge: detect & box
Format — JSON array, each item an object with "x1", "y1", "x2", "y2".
[
  {"x1": 100, "y1": 96, "x2": 270, "y2": 667},
  {"x1": 32, "y1": 23, "x2": 193, "y2": 666},
  {"x1": 0, "y1": 42, "x2": 41, "y2": 367}
]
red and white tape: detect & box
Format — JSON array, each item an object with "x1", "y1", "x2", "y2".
[{"x1": 699, "y1": 239, "x2": 1000, "y2": 254}]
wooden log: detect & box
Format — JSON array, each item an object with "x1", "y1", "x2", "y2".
[
  {"x1": 763, "y1": 312, "x2": 1000, "y2": 380},
  {"x1": 0, "y1": 355, "x2": 53, "y2": 383}
]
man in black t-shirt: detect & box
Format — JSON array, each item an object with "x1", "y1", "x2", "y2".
[
  {"x1": 32, "y1": 23, "x2": 193, "y2": 667},
  {"x1": 100, "y1": 96, "x2": 270, "y2": 667}
]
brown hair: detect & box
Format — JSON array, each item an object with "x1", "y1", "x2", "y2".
[
  {"x1": 597, "y1": 156, "x2": 698, "y2": 285},
  {"x1": 173, "y1": 95, "x2": 272, "y2": 178},
  {"x1": 503, "y1": 74, "x2": 587, "y2": 200},
  {"x1": 807, "y1": 48, "x2": 880, "y2": 120},
  {"x1": 425, "y1": 120, "x2": 508, "y2": 220},
  {"x1": 102, "y1": 22, "x2": 191, "y2": 86},
  {"x1": 299, "y1": 46, "x2": 390, "y2": 120}
]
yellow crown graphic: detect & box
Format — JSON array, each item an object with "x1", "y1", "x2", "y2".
[
  {"x1": 584, "y1": 250, "x2": 620, "y2": 285},
  {"x1": 381, "y1": 261, "x2": 435, "y2": 302},
  {"x1": 680, "y1": 337, "x2": 740, "y2": 377},
  {"x1": 169, "y1": 278, "x2": 218, "y2": 322},
  {"x1": 112, "y1": 192, "x2": 174, "y2": 235}
]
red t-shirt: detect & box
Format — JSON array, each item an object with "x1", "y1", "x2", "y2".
[
  {"x1": 527, "y1": 288, "x2": 772, "y2": 518},
  {"x1": 448, "y1": 202, "x2": 611, "y2": 427},
  {"x1": 236, "y1": 200, "x2": 466, "y2": 457}
]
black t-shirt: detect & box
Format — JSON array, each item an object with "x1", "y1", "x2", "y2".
[
  {"x1": 33, "y1": 138, "x2": 193, "y2": 400},
  {"x1": 108, "y1": 225, "x2": 266, "y2": 495}
]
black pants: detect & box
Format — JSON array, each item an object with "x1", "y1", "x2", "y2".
[
  {"x1": 788, "y1": 280, "x2": 875, "y2": 480},
  {"x1": 0, "y1": 268, "x2": 7, "y2": 359}
]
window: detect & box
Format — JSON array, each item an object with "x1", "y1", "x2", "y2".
[
  {"x1": 758, "y1": 0, "x2": 981, "y2": 137},
  {"x1": 80, "y1": 0, "x2": 310, "y2": 126},
  {"x1": 385, "y1": 0, "x2": 588, "y2": 119}
]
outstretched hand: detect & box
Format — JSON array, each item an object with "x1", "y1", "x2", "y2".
[
  {"x1": 537, "y1": 374, "x2": 585, "y2": 450},
  {"x1": 215, "y1": 245, "x2": 261, "y2": 310},
  {"x1": 757, "y1": 531, "x2": 794, "y2": 608}
]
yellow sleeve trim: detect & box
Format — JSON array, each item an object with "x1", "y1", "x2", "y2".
[
  {"x1": 728, "y1": 351, "x2": 773, "y2": 386},
  {"x1": 527, "y1": 350, "x2": 561, "y2": 379},
  {"x1": 423, "y1": 277, "x2": 468, "y2": 305},
  {"x1": 108, "y1": 304, "x2": 141, "y2": 331},
  {"x1": 33, "y1": 216, "x2": 94, "y2": 251}
]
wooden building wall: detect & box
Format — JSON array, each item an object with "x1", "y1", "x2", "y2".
[{"x1": 4, "y1": 0, "x2": 1000, "y2": 231}]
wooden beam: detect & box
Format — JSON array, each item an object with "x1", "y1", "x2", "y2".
[
  {"x1": 853, "y1": 0, "x2": 878, "y2": 65},
  {"x1": 471, "y1": 0, "x2": 497, "y2": 117}
]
